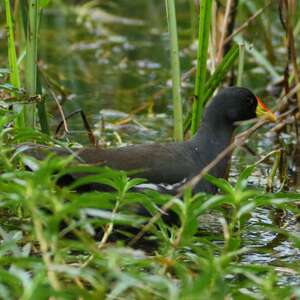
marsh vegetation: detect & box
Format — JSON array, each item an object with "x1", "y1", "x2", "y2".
[{"x1": 1, "y1": 0, "x2": 300, "y2": 299}]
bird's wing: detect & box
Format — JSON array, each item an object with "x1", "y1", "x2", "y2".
[
  {"x1": 79, "y1": 143, "x2": 195, "y2": 184},
  {"x1": 18, "y1": 143, "x2": 195, "y2": 184}
]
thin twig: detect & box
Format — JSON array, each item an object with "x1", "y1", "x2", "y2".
[
  {"x1": 224, "y1": 1, "x2": 273, "y2": 45},
  {"x1": 216, "y1": 0, "x2": 233, "y2": 63},
  {"x1": 276, "y1": 82, "x2": 300, "y2": 112},
  {"x1": 98, "y1": 200, "x2": 120, "y2": 248},
  {"x1": 55, "y1": 109, "x2": 97, "y2": 146},
  {"x1": 128, "y1": 197, "x2": 178, "y2": 247},
  {"x1": 114, "y1": 102, "x2": 151, "y2": 126},
  {"x1": 223, "y1": 0, "x2": 239, "y2": 55},
  {"x1": 81, "y1": 200, "x2": 120, "y2": 268}
]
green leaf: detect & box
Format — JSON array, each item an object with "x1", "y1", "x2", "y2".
[
  {"x1": 203, "y1": 44, "x2": 239, "y2": 105},
  {"x1": 191, "y1": 0, "x2": 213, "y2": 133},
  {"x1": 185, "y1": 44, "x2": 239, "y2": 132},
  {"x1": 196, "y1": 194, "x2": 230, "y2": 213},
  {"x1": 40, "y1": 0, "x2": 50, "y2": 8},
  {"x1": 204, "y1": 174, "x2": 235, "y2": 195},
  {"x1": 236, "y1": 165, "x2": 256, "y2": 191},
  {"x1": 125, "y1": 178, "x2": 147, "y2": 191}
]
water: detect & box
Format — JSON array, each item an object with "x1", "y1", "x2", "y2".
[{"x1": 37, "y1": 2, "x2": 193, "y2": 143}]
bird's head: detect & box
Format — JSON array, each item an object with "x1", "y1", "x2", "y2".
[{"x1": 204, "y1": 87, "x2": 276, "y2": 125}]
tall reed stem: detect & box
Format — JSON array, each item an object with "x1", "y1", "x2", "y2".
[
  {"x1": 237, "y1": 43, "x2": 245, "y2": 86},
  {"x1": 191, "y1": 0, "x2": 213, "y2": 134},
  {"x1": 4, "y1": 0, "x2": 25, "y2": 126},
  {"x1": 25, "y1": 0, "x2": 39, "y2": 127},
  {"x1": 24, "y1": 1, "x2": 49, "y2": 133},
  {"x1": 165, "y1": 0, "x2": 183, "y2": 141},
  {"x1": 5, "y1": 0, "x2": 20, "y2": 89}
]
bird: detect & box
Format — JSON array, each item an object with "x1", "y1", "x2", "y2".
[{"x1": 21, "y1": 87, "x2": 276, "y2": 194}]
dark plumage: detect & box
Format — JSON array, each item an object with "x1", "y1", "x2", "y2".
[{"x1": 21, "y1": 87, "x2": 274, "y2": 194}]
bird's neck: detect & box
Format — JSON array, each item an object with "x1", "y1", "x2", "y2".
[
  {"x1": 192, "y1": 117, "x2": 234, "y2": 146},
  {"x1": 189, "y1": 119, "x2": 235, "y2": 177}
]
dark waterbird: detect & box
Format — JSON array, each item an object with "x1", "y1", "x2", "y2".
[{"x1": 21, "y1": 87, "x2": 276, "y2": 194}]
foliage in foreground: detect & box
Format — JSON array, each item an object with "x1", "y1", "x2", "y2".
[{"x1": 0, "y1": 110, "x2": 300, "y2": 300}]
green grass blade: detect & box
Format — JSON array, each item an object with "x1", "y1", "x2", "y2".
[
  {"x1": 237, "y1": 43, "x2": 245, "y2": 86},
  {"x1": 203, "y1": 43, "x2": 239, "y2": 103},
  {"x1": 23, "y1": 2, "x2": 49, "y2": 133},
  {"x1": 4, "y1": 0, "x2": 25, "y2": 127},
  {"x1": 36, "y1": 69, "x2": 50, "y2": 134},
  {"x1": 191, "y1": 0, "x2": 213, "y2": 134},
  {"x1": 25, "y1": 0, "x2": 39, "y2": 127},
  {"x1": 184, "y1": 44, "x2": 239, "y2": 131},
  {"x1": 165, "y1": 0, "x2": 183, "y2": 141},
  {"x1": 4, "y1": 0, "x2": 20, "y2": 89}
]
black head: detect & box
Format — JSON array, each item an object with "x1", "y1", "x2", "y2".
[{"x1": 204, "y1": 87, "x2": 257, "y2": 125}]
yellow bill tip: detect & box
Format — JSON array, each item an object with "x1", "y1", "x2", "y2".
[{"x1": 256, "y1": 96, "x2": 276, "y2": 122}]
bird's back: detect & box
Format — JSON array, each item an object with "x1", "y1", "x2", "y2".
[{"x1": 77, "y1": 142, "x2": 197, "y2": 184}]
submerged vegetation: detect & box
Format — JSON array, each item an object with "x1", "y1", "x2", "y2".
[{"x1": 0, "y1": 0, "x2": 300, "y2": 299}]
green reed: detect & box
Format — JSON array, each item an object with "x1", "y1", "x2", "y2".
[
  {"x1": 191, "y1": 0, "x2": 213, "y2": 134},
  {"x1": 4, "y1": 1, "x2": 49, "y2": 132},
  {"x1": 165, "y1": 0, "x2": 183, "y2": 141},
  {"x1": 4, "y1": 0, "x2": 25, "y2": 127}
]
